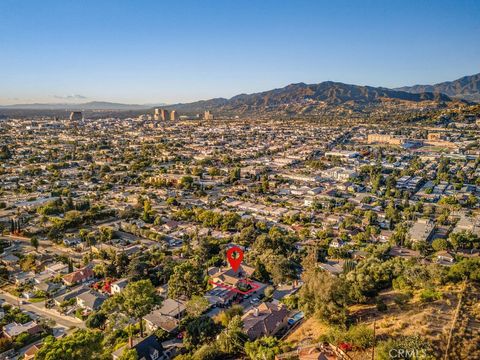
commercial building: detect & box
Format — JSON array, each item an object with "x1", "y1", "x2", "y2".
[
  {"x1": 170, "y1": 110, "x2": 178, "y2": 121},
  {"x1": 154, "y1": 108, "x2": 169, "y2": 121},
  {"x1": 204, "y1": 110, "x2": 214, "y2": 120},
  {"x1": 321, "y1": 167, "x2": 358, "y2": 181},
  {"x1": 136, "y1": 114, "x2": 151, "y2": 121},
  {"x1": 453, "y1": 215, "x2": 480, "y2": 237},
  {"x1": 367, "y1": 134, "x2": 404, "y2": 145},
  {"x1": 69, "y1": 111, "x2": 83, "y2": 121},
  {"x1": 425, "y1": 133, "x2": 457, "y2": 148},
  {"x1": 396, "y1": 176, "x2": 424, "y2": 191},
  {"x1": 409, "y1": 218, "x2": 435, "y2": 243},
  {"x1": 324, "y1": 150, "x2": 359, "y2": 158}
]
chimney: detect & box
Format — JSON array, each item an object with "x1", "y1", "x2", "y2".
[{"x1": 254, "y1": 307, "x2": 259, "y2": 317}]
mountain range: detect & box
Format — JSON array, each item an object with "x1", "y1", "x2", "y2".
[
  {"x1": 396, "y1": 73, "x2": 480, "y2": 102},
  {"x1": 166, "y1": 81, "x2": 451, "y2": 115},
  {"x1": 1, "y1": 73, "x2": 478, "y2": 115}
]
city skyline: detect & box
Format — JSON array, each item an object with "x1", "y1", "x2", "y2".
[{"x1": 1, "y1": 0, "x2": 479, "y2": 105}]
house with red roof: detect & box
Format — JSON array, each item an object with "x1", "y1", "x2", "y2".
[{"x1": 62, "y1": 267, "x2": 94, "y2": 286}]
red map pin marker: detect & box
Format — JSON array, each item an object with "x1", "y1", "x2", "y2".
[{"x1": 226, "y1": 246, "x2": 243, "y2": 272}]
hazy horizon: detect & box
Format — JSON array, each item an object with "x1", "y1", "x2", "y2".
[{"x1": 0, "y1": 71, "x2": 479, "y2": 107}]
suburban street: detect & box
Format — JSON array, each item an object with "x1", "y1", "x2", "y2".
[
  {"x1": 1, "y1": 235, "x2": 85, "y2": 261},
  {"x1": 0, "y1": 290, "x2": 85, "y2": 329}
]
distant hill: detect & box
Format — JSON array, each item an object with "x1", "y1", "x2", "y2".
[
  {"x1": 397, "y1": 73, "x2": 480, "y2": 102},
  {"x1": 0, "y1": 101, "x2": 163, "y2": 110},
  {"x1": 1, "y1": 79, "x2": 461, "y2": 117},
  {"x1": 166, "y1": 81, "x2": 452, "y2": 115}
]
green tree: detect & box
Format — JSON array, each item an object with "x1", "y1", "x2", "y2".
[
  {"x1": 244, "y1": 337, "x2": 286, "y2": 360},
  {"x1": 35, "y1": 330, "x2": 103, "y2": 360},
  {"x1": 323, "y1": 325, "x2": 374, "y2": 350},
  {"x1": 104, "y1": 279, "x2": 157, "y2": 337},
  {"x1": 228, "y1": 167, "x2": 241, "y2": 183},
  {"x1": 168, "y1": 261, "x2": 205, "y2": 299},
  {"x1": 184, "y1": 316, "x2": 218, "y2": 349},
  {"x1": 166, "y1": 197, "x2": 178, "y2": 206},
  {"x1": 346, "y1": 257, "x2": 403, "y2": 302},
  {"x1": 185, "y1": 295, "x2": 210, "y2": 317},
  {"x1": 431, "y1": 238, "x2": 448, "y2": 252},
  {"x1": 217, "y1": 315, "x2": 248, "y2": 355},
  {"x1": 447, "y1": 258, "x2": 480, "y2": 282},
  {"x1": 364, "y1": 210, "x2": 377, "y2": 225},
  {"x1": 30, "y1": 237, "x2": 39, "y2": 250},
  {"x1": 0, "y1": 338, "x2": 12, "y2": 353},
  {"x1": 190, "y1": 343, "x2": 223, "y2": 360},
  {"x1": 118, "y1": 348, "x2": 138, "y2": 360},
  {"x1": 298, "y1": 267, "x2": 349, "y2": 325},
  {"x1": 0, "y1": 145, "x2": 12, "y2": 160},
  {"x1": 85, "y1": 311, "x2": 107, "y2": 329},
  {"x1": 142, "y1": 199, "x2": 153, "y2": 223},
  {"x1": 19, "y1": 254, "x2": 37, "y2": 272},
  {"x1": 438, "y1": 195, "x2": 460, "y2": 211},
  {"x1": 99, "y1": 226, "x2": 114, "y2": 242},
  {"x1": 449, "y1": 230, "x2": 479, "y2": 250},
  {"x1": 214, "y1": 305, "x2": 244, "y2": 327},
  {"x1": 180, "y1": 175, "x2": 194, "y2": 189}
]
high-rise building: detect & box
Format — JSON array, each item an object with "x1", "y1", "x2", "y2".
[
  {"x1": 137, "y1": 114, "x2": 151, "y2": 121},
  {"x1": 204, "y1": 110, "x2": 214, "y2": 120},
  {"x1": 154, "y1": 108, "x2": 169, "y2": 121},
  {"x1": 170, "y1": 110, "x2": 178, "y2": 121},
  {"x1": 69, "y1": 111, "x2": 83, "y2": 121},
  {"x1": 154, "y1": 108, "x2": 161, "y2": 120}
]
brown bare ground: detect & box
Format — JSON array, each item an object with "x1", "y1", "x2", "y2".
[
  {"x1": 286, "y1": 284, "x2": 464, "y2": 358},
  {"x1": 285, "y1": 317, "x2": 329, "y2": 344}
]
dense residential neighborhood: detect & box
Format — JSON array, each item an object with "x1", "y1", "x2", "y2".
[
  {"x1": 3, "y1": 0, "x2": 480, "y2": 357},
  {"x1": 0, "y1": 108, "x2": 479, "y2": 360}
]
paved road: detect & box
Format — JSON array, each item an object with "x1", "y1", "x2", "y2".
[
  {"x1": 0, "y1": 290, "x2": 85, "y2": 329},
  {"x1": 1, "y1": 235, "x2": 84, "y2": 261}
]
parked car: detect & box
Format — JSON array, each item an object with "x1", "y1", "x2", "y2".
[{"x1": 287, "y1": 311, "x2": 304, "y2": 325}]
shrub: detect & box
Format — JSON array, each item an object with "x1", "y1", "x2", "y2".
[
  {"x1": 264, "y1": 286, "x2": 275, "y2": 299},
  {"x1": 282, "y1": 294, "x2": 299, "y2": 310},
  {"x1": 419, "y1": 288, "x2": 442, "y2": 303},
  {"x1": 375, "y1": 334, "x2": 432, "y2": 360},
  {"x1": 0, "y1": 337, "x2": 12, "y2": 352},
  {"x1": 393, "y1": 292, "x2": 412, "y2": 307},
  {"x1": 13, "y1": 332, "x2": 33, "y2": 350},
  {"x1": 154, "y1": 328, "x2": 170, "y2": 342},
  {"x1": 213, "y1": 305, "x2": 243, "y2": 327},
  {"x1": 346, "y1": 325, "x2": 374, "y2": 350},
  {"x1": 193, "y1": 343, "x2": 224, "y2": 360},
  {"x1": 85, "y1": 311, "x2": 107, "y2": 329},
  {"x1": 376, "y1": 299, "x2": 388, "y2": 312},
  {"x1": 322, "y1": 325, "x2": 374, "y2": 350}
]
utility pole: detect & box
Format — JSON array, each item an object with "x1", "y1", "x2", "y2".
[{"x1": 372, "y1": 320, "x2": 376, "y2": 360}]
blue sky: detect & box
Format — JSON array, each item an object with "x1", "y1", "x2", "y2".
[{"x1": 0, "y1": 0, "x2": 479, "y2": 105}]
